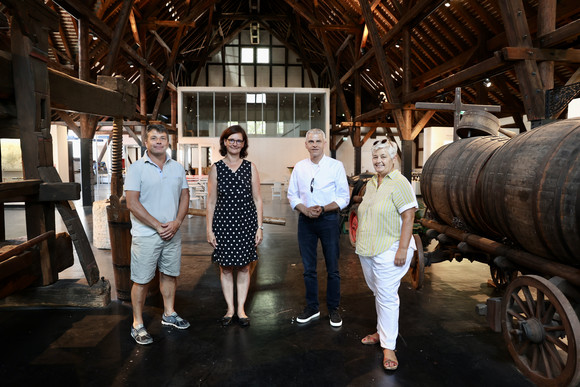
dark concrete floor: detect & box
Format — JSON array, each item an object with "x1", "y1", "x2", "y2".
[{"x1": 0, "y1": 185, "x2": 534, "y2": 386}]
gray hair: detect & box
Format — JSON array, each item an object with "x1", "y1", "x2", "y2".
[
  {"x1": 371, "y1": 138, "x2": 398, "y2": 159},
  {"x1": 305, "y1": 128, "x2": 326, "y2": 140}
]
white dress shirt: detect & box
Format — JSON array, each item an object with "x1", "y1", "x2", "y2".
[{"x1": 287, "y1": 155, "x2": 350, "y2": 210}]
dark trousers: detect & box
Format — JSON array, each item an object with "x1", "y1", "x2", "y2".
[{"x1": 298, "y1": 211, "x2": 341, "y2": 311}]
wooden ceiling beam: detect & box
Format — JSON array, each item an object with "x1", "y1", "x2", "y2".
[
  {"x1": 104, "y1": 0, "x2": 134, "y2": 76},
  {"x1": 57, "y1": 22, "x2": 74, "y2": 64},
  {"x1": 358, "y1": 0, "x2": 405, "y2": 136},
  {"x1": 152, "y1": 24, "x2": 186, "y2": 120},
  {"x1": 412, "y1": 47, "x2": 477, "y2": 86},
  {"x1": 498, "y1": 0, "x2": 544, "y2": 120},
  {"x1": 502, "y1": 47, "x2": 580, "y2": 63},
  {"x1": 495, "y1": 74, "x2": 526, "y2": 132},
  {"x1": 430, "y1": 13, "x2": 467, "y2": 51},
  {"x1": 192, "y1": 5, "x2": 216, "y2": 86},
  {"x1": 335, "y1": 34, "x2": 353, "y2": 60},
  {"x1": 129, "y1": 9, "x2": 143, "y2": 56},
  {"x1": 207, "y1": 19, "x2": 252, "y2": 58},
  {"x1": 466, "y1": 0, "x2": 502, "y2": 35},
  {"x1": 403, "y1": 52, "x2": 507, "y2": 103},
  {"x1": 52, "y1": 0, "x2": 176, "y2": 90},
  {"x1": 409, "y1": 110, "x2": 435, "y2": 140},
  {"x1": 57, "y1": 111, "x2": 81, "y2": 137},
  {"x1": 538, "y1": 18, "x2": 580, "y2": 48},
  {"x1": 140, "y1": 20, "x2": 198, "y2": 29},
  {"x1": 320, "y1": 31, "x2": 352, "y2": 123},
  {"x1": 308, "y1": 24, "x2": 359, "y2": 34},
  {"x1": 331, "y1": 0, "x2": 443, "y2": 93},
  {"x1": 151, "y1": 30, "x2": 172, "y2": 54},
  {"x1": 219, "y1": 13, "x2": 287, "y2": 21}
]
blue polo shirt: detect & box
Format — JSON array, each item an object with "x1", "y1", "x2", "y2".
[{"x1": 124, "y1": 151, "x2": 188, "y2": 236}]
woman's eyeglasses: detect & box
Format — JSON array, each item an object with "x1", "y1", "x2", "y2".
[
  {"x1": 227, "y1": 139, "x2": 244, "y2": 145},
  {"x1": 373, "y1": 139, "x2": 389, "y2": 146}
]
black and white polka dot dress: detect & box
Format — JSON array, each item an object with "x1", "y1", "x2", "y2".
[{"x1": 212, "y1": 159, "x2": 258, "y2": 266}]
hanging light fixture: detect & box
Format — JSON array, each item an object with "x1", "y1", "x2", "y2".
[{"x1": 484, "y1": 78, "x2": 492, "y2": 87}]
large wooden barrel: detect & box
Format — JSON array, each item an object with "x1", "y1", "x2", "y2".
[
  {"x1": 421, "y1": 136, "x2": 508, "y2": 236},
  {"x1": 456, "y1": 110, "x2": 500, "y2": 138},
  {"x1": 480, "y1": 119, "x2": 580, "y2": 265},
  {"x1": 107, "y1": 205, "x2": 133, "y2": 301},
  {"x1": 107, "y1": 203, "x2": 159, "y2": 300}
]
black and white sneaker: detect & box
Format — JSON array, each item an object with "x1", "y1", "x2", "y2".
[
  {"x1": 296, "y1": 307, "x2": 320, "y2": 323},
  {"x1": 329, "y1": 309, "x2": 342, "y2": 327}
]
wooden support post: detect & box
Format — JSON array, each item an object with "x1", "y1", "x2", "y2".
[
  {"x1": 402, "y1": 26, "x2": 413, "y2": 149},
  {"x1": 78, "y1": 17, "x2": 93, "y2": 206},
  {"x1": 538, "y1": 0, "x2": 556, "y2": 92},
  {"x1": 10, "y1": 1, "x2": 58, "y2": 285},
  {"x1": 498, "y1": 0, "x2": 545, "y2": 120},
  {"x1": 139, "y1": 67, "x2": 148, "y2": 155},
  {"x1": 79, "y1": 137, "x2": 93, "y2": 207},
  {"x1": 139, "y1": 67, "x2": 147, "y2": 118},
  {"x1": 354, "y1": 68, "x2": 362, "y2": 174},
  {"x1": 171, "y1": 91, "x2": 178, "y2": 160},
  {"x1": 401, "y1": 140, "x2": 413, "y2": 181},
  {"x1": 330, "y1": 93, "x2": 338, "y2": 157}
]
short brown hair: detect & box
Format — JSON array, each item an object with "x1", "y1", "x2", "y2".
[
  {"x1": 219, "y1": 125, "x2": 249, "y2": 158},
  {"x1": 145, "y1": 124, "x2": 168, "y2": 141}
]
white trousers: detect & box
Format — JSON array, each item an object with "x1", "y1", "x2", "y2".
[{"x1": 359, "y1": 241, "x2": 413, "y2": 350}]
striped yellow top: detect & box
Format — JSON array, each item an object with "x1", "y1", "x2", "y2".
[{"x1": 355, "y1": 169, "x2": 418, "y2": 256}]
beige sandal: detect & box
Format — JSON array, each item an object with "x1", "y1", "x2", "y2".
[
  {"x1": 361, "y1": 333, "x2": 380, "y2": 345},
  {"x1": 383, "y1": 350, "x2": 398, "y2": 371}
]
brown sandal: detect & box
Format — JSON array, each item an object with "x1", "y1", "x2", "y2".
[{"x1": 361, "y1": 333, "x2": 380, "y2": 345}]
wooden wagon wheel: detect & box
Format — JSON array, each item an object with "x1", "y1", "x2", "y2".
[
  {"x1": 410, "y1": 234, "x2": 425, "y2": 289},
  {"x1": 348, "y1": 206, "x2": 358, "y2": 248},
  {"x1": 501, "y1": 275, "x2": 580, "y2": 387}
]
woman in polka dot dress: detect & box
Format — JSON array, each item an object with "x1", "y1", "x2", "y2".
[{"x1": 206, "y1": 125, "x2": 263, "y2": 327}]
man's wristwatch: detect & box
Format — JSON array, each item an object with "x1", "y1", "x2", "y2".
[{"x1": 321, "y1": 206, "x2": 325, "y2": 214}]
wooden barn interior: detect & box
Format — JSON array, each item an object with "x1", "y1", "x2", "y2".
[{"x1": 0, "y1": 0, "x2": 579, "y2": 385}]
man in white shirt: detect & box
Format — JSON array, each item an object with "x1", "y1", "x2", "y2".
[{"x1": 287, "y1": 129, "x2": 350, "y2": 327}]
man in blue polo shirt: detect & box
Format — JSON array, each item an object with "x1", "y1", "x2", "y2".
[{"x1": 125, "y1": 124, "x2": 190, "y2": 345}]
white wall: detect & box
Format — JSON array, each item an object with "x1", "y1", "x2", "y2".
[
  {"x1": 423, "y1": 126, "x2": 454, "y2": 162},
  {"x1": 335, "y1": 135, "x2": 405, "y2": 176},
  {"x1": 178, "y1": 137, "x2": 321, "y2": 184},
  {"x1": 569, "y1": 98, "x2": 580, "y2": 118},
  {"x1": 50, "y1": 124, "x2": 69, "y2": 182}
]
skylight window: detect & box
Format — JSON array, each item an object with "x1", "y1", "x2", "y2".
[
  {"x1": 241, "y1": 47, "x2": 254, "y2": 63},
  {"x1": 256, "y1": 48, "x2": 270, "y2": 63},
  {"x1": 246, "y1": 93, "x2": 266, "y2": 104}
]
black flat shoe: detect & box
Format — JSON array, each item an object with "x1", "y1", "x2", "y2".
[
  {"x1": 220, "y1": 316, "x2": 234, "y2": 327},
  {"x1": 238, "y1": 317, "x2": 250, "y2": 327}
]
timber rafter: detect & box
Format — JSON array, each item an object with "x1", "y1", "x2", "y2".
[{"x1": 0, "y1": 0, "x2": 576, "y2": 142}]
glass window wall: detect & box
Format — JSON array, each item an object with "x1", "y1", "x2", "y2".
[{"x1": 180, "y1": 88, "x2": 327, "y2": 138}]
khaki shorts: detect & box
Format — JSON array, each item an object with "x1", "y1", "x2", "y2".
[{"x1": 130, "y1": 231, "x2": 182, "y2": 284}]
